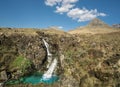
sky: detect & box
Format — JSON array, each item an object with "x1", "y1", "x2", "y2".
[{"x1": 0, "y1": 0, "x2": 120, "y2": 31}]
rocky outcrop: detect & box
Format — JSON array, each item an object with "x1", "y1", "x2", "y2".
[
  {"x1": 0, "y1": 28, "x2": 120, "y2": 87},
  {"x1": 0, "y1": 71, "x2": 7, "y2": 81}
]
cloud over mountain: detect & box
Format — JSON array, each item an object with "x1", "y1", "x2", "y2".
[{"x1": 45, "y1": 0, "x2": 106, "y2": 22}]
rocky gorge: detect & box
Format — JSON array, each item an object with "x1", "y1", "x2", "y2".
[{"x1": 0, "y1": 19, "x2": 120, "y2": 87}]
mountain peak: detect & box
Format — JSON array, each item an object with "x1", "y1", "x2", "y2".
[
  {"x1": 87, "y1": 18, "x2": 110, "y2": 28},
  {"x1": 68, "y1": 18, "x2": 120, "y2": 34}
]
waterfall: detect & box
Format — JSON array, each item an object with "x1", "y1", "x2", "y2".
[
  {"x1": 42, "y1": 39, "x2": 52, "y2": 56},
  {"x1": 42, "y1": 39, "x2": 52, "y2": 68},
  {"x1": 42, "y1": 39, "x2": 58, "y2": 80},
  {"x1": 42, "y1": 58, "x2": 57, "y2": 80}
]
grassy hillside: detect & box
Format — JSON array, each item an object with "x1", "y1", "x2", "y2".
[
  {"x1": 68, "y1": 18, "x2": 120, "y2": 34},
  {"x1": 0, "y1": 18, "x2": 120, "y2": 87}
]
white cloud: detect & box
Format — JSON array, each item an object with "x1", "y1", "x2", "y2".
[
  {"x1": 45, "y1": 0, "x2": 78, "y2": 14},
  {"x1": 99, "y1": 13, "x2": 106, "y2": 16},
  {"x1": 62, "y1": 0, "x2": 78, "y2": 4},
  {"x1": 44, "y1": 0, "x2": 106, "y2": 22},
  {"x1": 45, "y1": 0, "x2": 62, "y2": 6},
  {"x1": 45, "y1": 0, "x2": 78, "y2": 6},
  {"x1": 67, "y1": 8, "x2": 106, "y2": 22},
  {"x1": 55, "y1": 4, "x2": 75, "y2": 14},
  {"x1": 48, "y1": 26, "x2": 63, "y2": 29},
  {"x1": 58, "y1": 26, "x2": 63, "y2": 29},
  {"x1": 56, "y1": 0, "x2": 78, "y2": 14}
]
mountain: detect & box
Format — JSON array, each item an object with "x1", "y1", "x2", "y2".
[
  {"x1": 86, "y1": 18, "x2": 110, "y2": 28},
  {"x1": 69, "y1": 18, "x2": 119, "y2": 34}
]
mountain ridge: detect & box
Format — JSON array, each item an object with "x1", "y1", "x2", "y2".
[
  {"x1": 86, "y1": 18, "x2": 111, "y2": 28},
  {"x1": 68, "y1": 18, "x2": 119, "y2": 34},
  {"x1": 0, "y1": 18, "x2": 120, "y2": 35}
]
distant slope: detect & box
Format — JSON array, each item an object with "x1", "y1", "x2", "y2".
[
  {"x1": 40, "y1": 27, "x2": 68, "y2": 35},
  {"x1": 0, "y1": 28, "x2": 38, "y2": 36},
  {"x1": 0, "y1": 27, "x2": 68, "y2": 36},
  {"x1": 68, "y1": 18, "x2": 120, "y2": 34}
]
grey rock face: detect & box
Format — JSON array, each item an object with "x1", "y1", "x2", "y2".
[
  {"x1": 0, "y1": 83, "x2": 4, "y2": 87},
  {"x1": 0, "y1": 71, "x2": 7, "y2": 81}
]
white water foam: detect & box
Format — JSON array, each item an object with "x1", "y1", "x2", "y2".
[
  {"x1": 42, "y1": 39, "x2": 52, "y2": 68},
  {"x1": 42, "y1": 58, "x2": 57, "y2": 80},
  {"x1": 42, "y1": 39, "x2": 58, "y2": 80}
]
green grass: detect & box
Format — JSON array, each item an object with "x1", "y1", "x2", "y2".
[{"x1": 10, "y1": 55, "x2": 32, "y2": 72}]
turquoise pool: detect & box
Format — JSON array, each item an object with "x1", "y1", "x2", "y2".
[{"x1": 6, "y1": 72, "x2": 59, "y2": 85}]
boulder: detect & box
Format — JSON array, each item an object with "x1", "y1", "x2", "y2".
[{"x1": 0, "y1": 71, "x2": 7, "y2": 82}]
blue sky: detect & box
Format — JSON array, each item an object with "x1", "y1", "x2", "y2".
[{"x1": 0, "y1": 0, "x2": 119, "y2": 31}]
